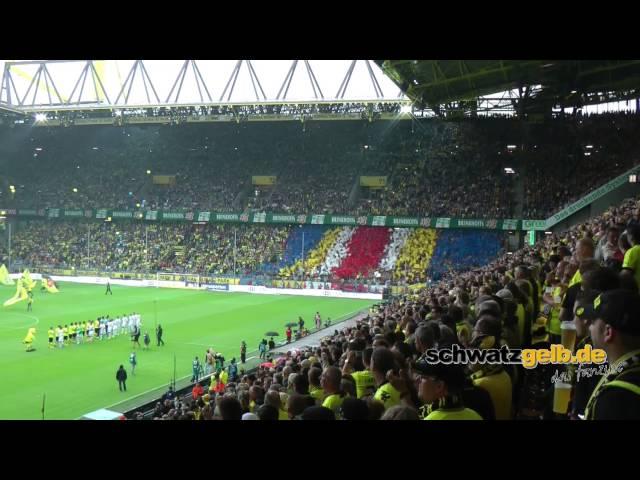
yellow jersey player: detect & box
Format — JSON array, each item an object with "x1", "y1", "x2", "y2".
[
  {"x1": 48, "y1": 327, "x2": 55, "y2": 349},
  {"x1": 23, "y1": 327, "x2": 36, "y2": 352}
]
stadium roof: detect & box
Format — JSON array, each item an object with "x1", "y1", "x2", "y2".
[
  {"x1": 376, "y1": 60, "x2": 640, "y2": 116},
  {"x1": 0, "y1": 60, "x2": 408, "y2": 113}
]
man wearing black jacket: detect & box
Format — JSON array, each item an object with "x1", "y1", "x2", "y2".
[
  {"x1": 116, "y1": 365, "x2": 128, "y2": 392},
  {"x1": 156, "y1": 324, "x2": 165, "y2": 346}
]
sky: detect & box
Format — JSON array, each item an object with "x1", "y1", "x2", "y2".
[{"x1": 0, "y1": 60, "x2": 407, "y2": 108}]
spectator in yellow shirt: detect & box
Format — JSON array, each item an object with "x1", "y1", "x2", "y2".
[
  {"x1": 371, "y1": 348, "x2": 402, "y2": 411},
  {"x1": 469, "y1": 315, "x2": 513, "y2": 420},
  {"x1": 414, "y1": 359, "x2": 482, "y2": 421},
  {"x1": 622, "y1": 224, "x2": 640, "y2": 291},
  {"x1": 264, "y1": 390, "x2": 289, "y2": 420},
  {"x1": 308, "y1": 367, "x2": 325, "y2": 405},
  {"x1": 321, "y1": 366, "x2": 345, "y2": 417}
]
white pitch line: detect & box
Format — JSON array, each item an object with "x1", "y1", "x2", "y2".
[
  {"x1": 181, "y1": 342, "x2": 238, "y2": 350},
  {"x1": 0, "y1": 312, "x2": 40, "y2": 330},
  {"x1": 101, "y1": 373, "x2": 196, "y2": 412},
  {"x1": 95, "y1": 352, "x2": 259, "y2": 416}
]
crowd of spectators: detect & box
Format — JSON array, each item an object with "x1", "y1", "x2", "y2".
[
  {"x1": 352, "y1": 121, "x2": 515, "y2": 218},
  {"x1": 6, "y1": 220, "x2": 506, "y2": 288},
  {"x1": 522, "y1": 112, "x2": 640, "y2": 218},
  {"x1": 134, "y1": 193, "x2": 640, "y2": 420},
  {"x1": 3, "y1": 113, "x2": 638, "y2": 219},
  {"x1": 9, "y1": 222, "x2": 288, "y2": 275}
]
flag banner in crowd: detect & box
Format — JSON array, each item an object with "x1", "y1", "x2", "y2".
[
  {"x1": 3, "y1": 275, "x2": 29, "y2": 307},
  {"x1": 41, "y1": 275, "x2": 59, "y2": 293},
  {"x1": 22, "y1": 269, "x2": 37, "y2": 290},
  {"x1": 359, "y1": 176, "x2": 387, "y2": 187},
  {"x1": 252, "y1": 176, "x2": 277, "y2": 186},
  {"x1": 152, "y1": 175, "x2": 176, "y2": 186}
]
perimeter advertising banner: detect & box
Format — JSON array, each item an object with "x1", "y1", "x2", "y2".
[{"x1": 1, "y1": 207, "x2": 534, "y2": 230}]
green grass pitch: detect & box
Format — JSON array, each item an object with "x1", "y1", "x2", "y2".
[{"x1": 0, "y1": 282, "x2": 375, "y2": 419}]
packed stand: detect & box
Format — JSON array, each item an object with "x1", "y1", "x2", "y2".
[
  {"x1": 3, "y1": 115, "x2": 637, "y2": 219},
  {"x1": 522, "y1": 113, "x2": 640, "y2": 218},
  {"x1": 136, "y1": 194, "x2": 640, "y2": 420},
  {"x1": 10, "y1": 221, "x2": 289, "y2": 275}
]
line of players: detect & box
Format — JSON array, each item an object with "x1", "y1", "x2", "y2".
[{"x1": 47, "y1": 312, "x2": 142, "y2": 349}]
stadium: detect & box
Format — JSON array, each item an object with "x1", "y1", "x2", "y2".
[{"x1": 1, "y1": 59, "x2": 640, "y2": 420}]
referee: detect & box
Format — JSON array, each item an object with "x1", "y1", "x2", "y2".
[{"x1": 105, "y1": 279, "x2": 112, "y2": 295}]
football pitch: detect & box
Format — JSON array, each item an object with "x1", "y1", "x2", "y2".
[{"x1": 0, "y1": 282, "x2": 375, "y2": 419}]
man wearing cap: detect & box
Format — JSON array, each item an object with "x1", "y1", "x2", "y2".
[
  {"x1": 469, "y1": 315, "x2": 513, "y2": 420},
  {"x1": 570, "y1": 290, "x2": 602, "y2": 419},
  {"x1": 584, "y1": 289, "x2": 640, "y2": 420},
  {"x1": 414, "y1": 360, "x2": 482, "y2": 420}
]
